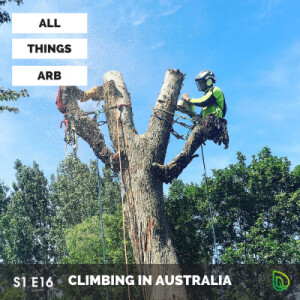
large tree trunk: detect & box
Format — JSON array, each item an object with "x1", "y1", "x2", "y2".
[
  {"x1": 103, "y1": 71, "x2": 187, "y2": 300},
  {"x1": 57, "y1": 69, "x2": 194, "y2": 300}
]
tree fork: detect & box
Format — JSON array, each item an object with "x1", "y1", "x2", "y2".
[
  {"x1": 152, "y1": 123, "x2": 207, "y2": 183},
  {"x1": 58, "y1": 70, "x2": 188, "y2": 300}
]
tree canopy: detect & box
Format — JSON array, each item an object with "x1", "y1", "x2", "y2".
[
  {"x1": 0, "y1": 0, "x2": 28, "y2": 114},
  {"x1": 1, "y1": 147, "x2": 299, "y2": 265},
  {"x1": 165, "y1": 147, "x2": 300, "y2": 264}
]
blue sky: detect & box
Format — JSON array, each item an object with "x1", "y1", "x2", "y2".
[{"x1": 0, "y1": 0, "x2": 299, "y2": 187}]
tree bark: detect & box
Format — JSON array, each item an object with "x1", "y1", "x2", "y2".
[{"x1": 57, "y1": 70, "x2": 189, "y2": 300}]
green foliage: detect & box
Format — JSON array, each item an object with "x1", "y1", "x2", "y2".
[
  {"x1": 165, "y1": 180, "x2": 211, "y2": 263},
  {"x1": 0, "y1": 87, "x2": 29, "y2": 113},
  {"x1": 50, "y1": 157, "x2": 100, "y2": 228},
  {"x1": 61, "y1": 206, "x2": 134, "y2": 264},
  {"x1": 0, "y1": 160, "x2": 54, "y2": 263},
  {"x1": 0, "y1": 280, "x2": 25, "y2": 299},
  {"x1": 0, "y1": 181, "x2": 9, "y2": 258},
  {"x1": 49, "y1": 157, "x2": 121, "y2": 261},
  {"x1": 51, "y1": 158, "x2": 132, "y2": 264},
  {"x1": 166, "y1": 147, "x2": 300, "y2": 264},
  {"x1": 0, "y1": 0, "x2": 23, "y2": 25},
  {"x1": 0, "y1": 180, "x2": 9, "y2": 215},
  {"x1": 100, "y1": 166, "x2": 121, "y2": 215},
  {"x1": 292, "y1": 165, "x2": 300, "y2": 190},
  {"x1": 1, "y1": 147, "x2": 298, "y2": 267},
  {"x1": 0, "y1": 1, "x2": 28, "y2": 113},
  {"x1": 0, "y1": 156, "x2": 125, "y2": 264}
]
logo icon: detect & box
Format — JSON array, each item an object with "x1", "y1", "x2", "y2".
[{"x1": 273, "y1": 271, "x2": 290, "y2": 292}]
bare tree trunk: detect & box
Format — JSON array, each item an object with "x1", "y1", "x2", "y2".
[{"x1": 58, "y1": 70, "x2": 188, "y2": 300}]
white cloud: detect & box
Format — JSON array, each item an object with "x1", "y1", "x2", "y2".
[
  {"x1": 149, "y1": 41, "x2": 165, "y2": 50},
  {"x1": 106, "y1": 1, "x2": 182, "y2": 28},
  {"x1": 132, "y1": 14, "x2": 147, "y2": 26},
  {"x1": 160, "y1": 5, "x2": 181, "y2": 17},
  {"x1": 129, "y1": 4, "x2": 152, "y2": 26}
]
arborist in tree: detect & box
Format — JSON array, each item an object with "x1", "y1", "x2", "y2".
[
  {"x1": 153, "y1": 70, "x2": 229, "y2": 182},
  {"x1": 178, "y1": 70, "x2": 226, "y2": 120}
]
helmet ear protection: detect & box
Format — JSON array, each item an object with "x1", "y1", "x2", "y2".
[{"x1": 206, "y1": 78, "x2": 213, "y2": 86}]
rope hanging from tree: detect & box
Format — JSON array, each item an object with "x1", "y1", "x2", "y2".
[
  {"x1": 93, "y1": 103, "x2": 131, "y2": 299},
  {"x1": 96, "y1": 158, "x2": 109, "y2": 300},
  {"x1": 115, "y1": 106, "x2": 131, "y2": 300},
  {"x1": 153, "y1": 103, "x2": 226, "y2": 299},
  {"x1": 200, "y1": 145, "x2": 225, "y2": 300}
]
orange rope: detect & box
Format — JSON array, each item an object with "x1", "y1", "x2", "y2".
[{"x1": 116, "y1": 111, "x2": 131, "y2": 300}]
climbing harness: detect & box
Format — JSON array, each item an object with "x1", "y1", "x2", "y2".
[
  {"x1": 96, "y1": 158, "x2": 109, "y2": 300},
  {"x1": 152, "y1": 105, "x2": 230, "y2": 148},
  {"x1": 200, "y1": 145, "x2": 225, "y2": 300}
]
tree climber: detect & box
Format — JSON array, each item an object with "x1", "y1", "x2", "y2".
[
  {"x1": 179, "y1": 70, "x2": 226, "y2": 120},
  {"x1": 153, "y1": 70, "x2": 229, "y2": 183}
]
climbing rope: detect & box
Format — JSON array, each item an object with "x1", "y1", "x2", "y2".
[
  {"x1": 154, "y1": 107, "x2": 194, "y2": 122},
  {"x1": 151, "y1": 106, "x2": 195, "y2": 140},
  {"x1": 96, "y1": 159, "x2": 109, "y2": 300},
  {"x1": 87, "y1": 102, "x2": 131, "y2": 300},
  {"x1": 116, "y1": 107, "x2": 131, "y2": 300},
  {"x1": 200, "y1": 145, "x2": 225, "y2": 300}
]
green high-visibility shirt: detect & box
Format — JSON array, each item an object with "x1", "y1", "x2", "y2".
[{"x1": 189, "y1": 86, "x2": 224, "y2": 118}]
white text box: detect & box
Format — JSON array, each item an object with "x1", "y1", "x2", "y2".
[
  {"x1": 12, "y1": 39, "x2": 87, "y2": 59},
  {"x1": 12, "y1": 66, "x2": 87, "y2": 86},
  {"x1": 12, "y1": 13, "x2": 87, "y2": 34}
]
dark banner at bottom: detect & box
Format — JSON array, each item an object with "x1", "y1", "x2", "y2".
[{"x1": 0, "y1": 264, "x2": 299, "y2": 300}]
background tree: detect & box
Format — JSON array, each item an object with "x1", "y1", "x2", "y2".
[
  {"x1": 0, "y1": 181, "x2": 9, "y2": 259},
  {"x1": 165, "y1": 147, "x2": 300, "y2": 264},
  {"x1": 49, "y1": 157, "x2": 121, "y2": 261},
  {"x1": 0, "y1": 0, "x2": 24, "y2": 24},
  {"x1": 0, "y1": 0, "x2": 28, "y2": 113},
  {"x1": 0, "y1": 156, "x2": 123, "y2": 264},
  {"x1": 165, "y1": 180, "x2": 209, "y2": 264},
  {"x1": 0, "y1": 181, "x2": 9, "y2": 216},
  {"x1": 0, "y1": 160, "x2": 54, "y2": 263},
  {"x1": 61, "y1": 207, "x2": 134, "y2": 264},
  {"x1": 0, "y1": 279, "x2": 25, "y2": 300},
  {"x1": 0, "y1": 87, "x2": 28, "y2": 113}
]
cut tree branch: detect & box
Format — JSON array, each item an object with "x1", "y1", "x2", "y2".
[
  {"x1": 146, "y1": 69, "x2": 185, "y2": 164},
  {"x1": 102, "y1": 71, "x2": 138, "y2": 150}
]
